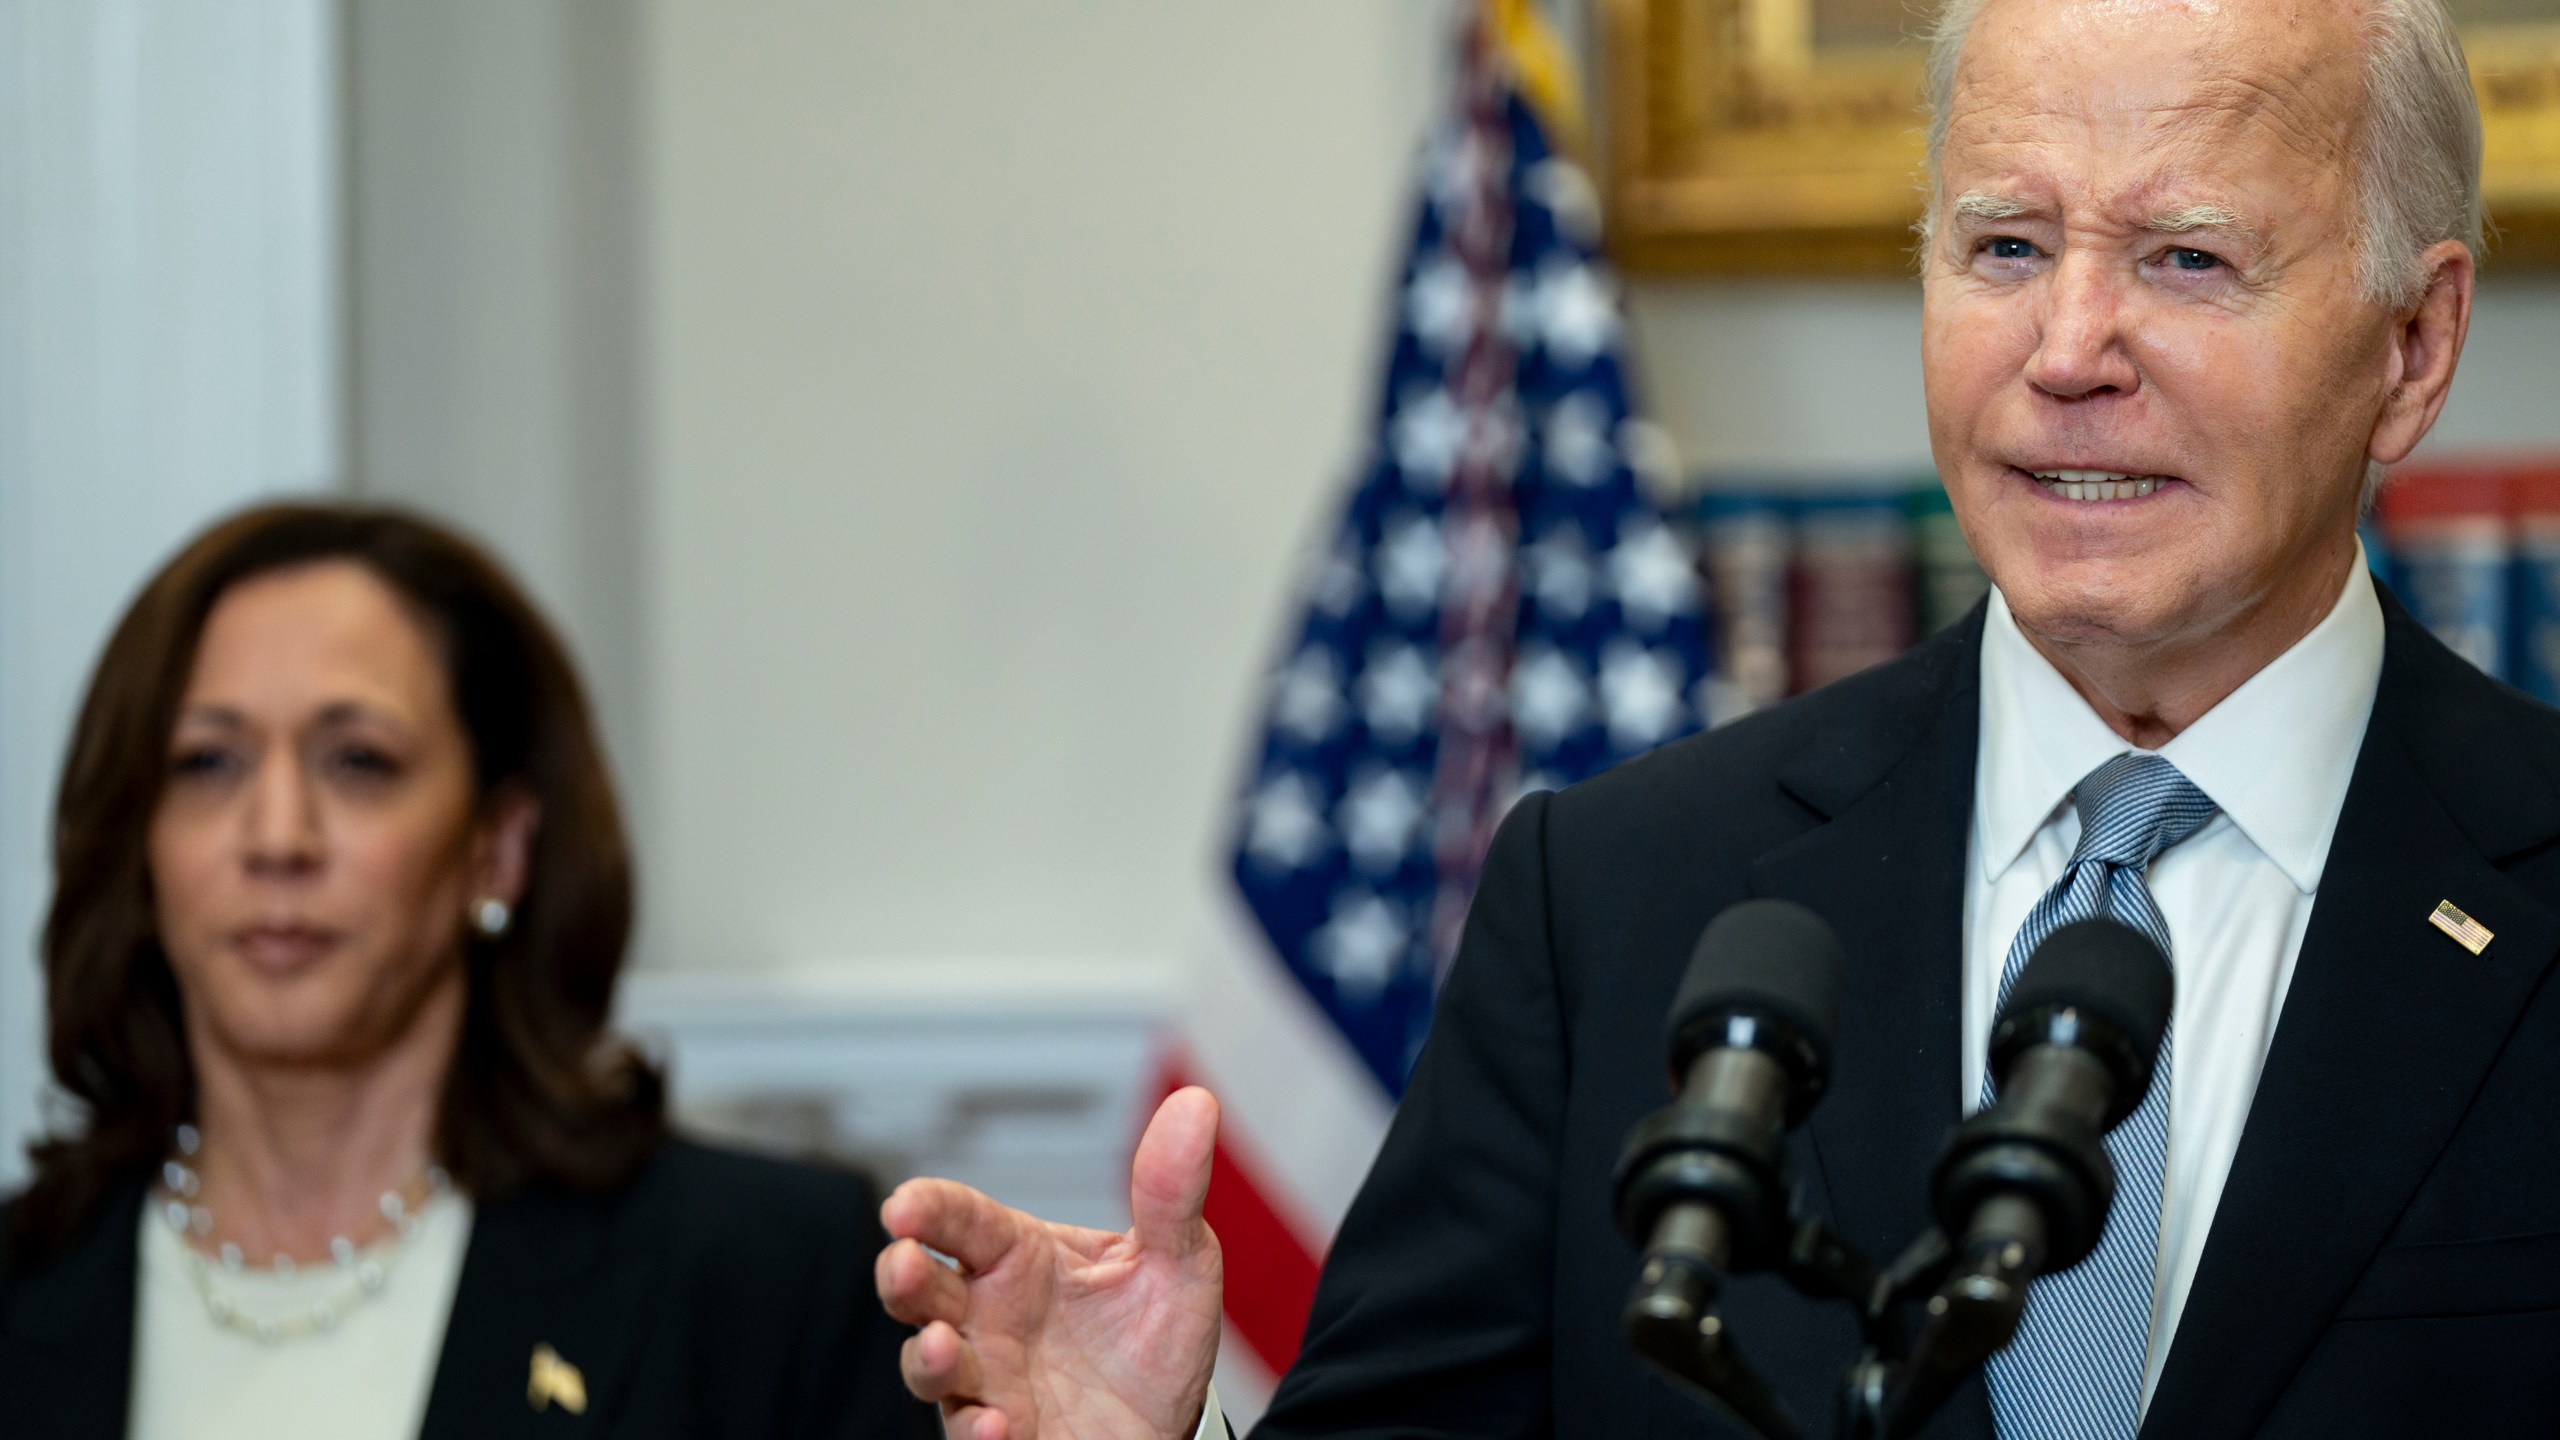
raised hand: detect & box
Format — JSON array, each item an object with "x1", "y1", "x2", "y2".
[{"x1": 877, "y1": 1086, "x2": 1226, "y2": 1440}]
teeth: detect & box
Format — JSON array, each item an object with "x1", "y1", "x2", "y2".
[{"x1": 2030, "y1": 470, "x2": 2165, "y2": 502}]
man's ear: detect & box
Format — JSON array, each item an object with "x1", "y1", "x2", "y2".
[
  {"x1": 473, "y1": 785, "x2": 543, "y2": 910},
  {"x1": 2367, "y1": 237, "x2": 2475, "y2": 469}
]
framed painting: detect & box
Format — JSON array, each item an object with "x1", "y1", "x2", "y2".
[{"x1": 1598, "y1": 0, "x2": 2560, "y2": 274}]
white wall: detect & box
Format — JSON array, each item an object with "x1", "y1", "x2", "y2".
[
  {"x1": 637, "y1": 1, "x2": 1452, "y2": 974},
  {"x1": 0, "y1": 0, "x2": 341, "y2": 1184},
  {"x1": 1632, "y1": 279, "x2": 1934, "y2": 480},
  {"x1": 344, "y1": 0, "x2": 651, "y2": 815}
]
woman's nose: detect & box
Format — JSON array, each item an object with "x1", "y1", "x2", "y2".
[{"x1": 241, "y1": 751, "x2": 322, "y2": 875}]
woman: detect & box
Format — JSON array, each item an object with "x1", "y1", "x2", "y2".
[{"x1": 0, "y1": 504, "x2": 937, "y2": 1439}]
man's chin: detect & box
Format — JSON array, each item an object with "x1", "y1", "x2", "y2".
[{"x1": 1996, "y1": 575, "x2": 2190, "y2": 653}]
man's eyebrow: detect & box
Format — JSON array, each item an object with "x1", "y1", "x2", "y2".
[
  {"x1": 2144, "y1": 202, "x2": 2259, "y2": 241},
  {"x1": 1951, "y1": 191, "x2": 2039, "y2": 221}
]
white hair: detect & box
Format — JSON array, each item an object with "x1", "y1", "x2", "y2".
[{"x1": 1921, "y1": 0, "x2": 2484, "y2": 311}]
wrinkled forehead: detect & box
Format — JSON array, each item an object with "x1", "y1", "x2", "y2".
[{"x1": 1943, "y1": 0, "x2": 2367, "y2": 185}]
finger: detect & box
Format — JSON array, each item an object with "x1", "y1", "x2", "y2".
[
  {"x1": 1129, "y1": 1086, "x2": 1219, "y2": 1257},
  {"x1": 899, "y1": 1320, "x2": 986, "y2": 1404},
  {"x1": 882, "y1": 1177, "x2": 1025, "y2": 1274},
  {"x1": 945, "y1": 1403, "x2": 1010, "y2": 1440},
  {"x1": 876, "y1": 1237, "x2": 970, "y2": 1327}
]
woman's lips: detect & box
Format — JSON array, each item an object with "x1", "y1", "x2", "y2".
[{"x1": 232, "y1": 924, "x2": 340, "y2": 975}]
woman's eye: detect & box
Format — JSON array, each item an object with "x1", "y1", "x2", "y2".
[
  {"x1": 329, "y1": 745, "x2": 402, "y2": 780},
  {"x1": 1984, "y1": 236, "x2": 2040, "y2": 261},
  {"x1": 169, "y1": 747, "x2": 238, "y2": 781},
  {"x1": 2165, "y1": 247, "x2": 2223, "y2": 272}
]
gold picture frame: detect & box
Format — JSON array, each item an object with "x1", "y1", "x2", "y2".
[{"x1": 1598, "y1": 0, "x2": 2560, "y2": 274}]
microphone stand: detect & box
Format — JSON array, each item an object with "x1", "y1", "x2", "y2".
[{"x1": 1625, "y1": 1204, "x2": 2039, "y2": 1440}]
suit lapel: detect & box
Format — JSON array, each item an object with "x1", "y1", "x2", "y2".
[
  {"x1": 417, "y1": 1181, "x2": 663, "y2": 1439},
  {"x1": 0, "y1": 1180, "x2": 145, "y2": 1440},
  {"x1": 1753, "y1": 610, "x2": 1980, "y2": 1266},
  {"x1": 2143, "y1": 602, "x2": 2560, "y2": 1440},
  {"x1": 1749, "y1": 611, "x2": 1992, "y2": 1440}
]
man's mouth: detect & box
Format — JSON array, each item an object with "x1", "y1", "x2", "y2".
[{"x1": 2026, "y1": 467, "x2": 2172, "y2": 502}]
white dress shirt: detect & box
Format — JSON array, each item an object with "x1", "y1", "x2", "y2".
[
  {"x1": 129, "y1": 1192, "x2": 473, "y2": 1440},
  {"x1": 1964, "y1": 551, "x2": 2384, "y2": 1410}
]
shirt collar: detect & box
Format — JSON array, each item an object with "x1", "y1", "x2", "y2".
[{"x1": 1974, "y1": 545, "x2": 2385, "y2": 894}]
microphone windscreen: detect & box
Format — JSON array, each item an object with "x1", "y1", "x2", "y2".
[
  {"x1": 1667, "y1": 899, "x2": 1845, "y2": 1083},
  {"x1": 2002, "y1": 918, "x2": 2175, "y2": 1081}
]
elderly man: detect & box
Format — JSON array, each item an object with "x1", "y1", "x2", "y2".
[{"x1": 880, "y1": 0, "x2": 2544, "y2": 1434}]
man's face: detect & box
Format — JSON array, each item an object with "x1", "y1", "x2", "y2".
[{"x1": 1923, "y1": 0, "x2": 2397, "y2": 653}]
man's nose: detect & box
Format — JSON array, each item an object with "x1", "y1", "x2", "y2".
[
  {"x1": 243, "y1": 750, "x2": 322, "y2": 875},
  {"x1": 2023, "y1": 251, "x2": 2141, "y2": 401}
]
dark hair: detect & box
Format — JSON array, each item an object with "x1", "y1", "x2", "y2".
[{"x1": 8, "y1": 502, "x2": 664, "y2": 1265}]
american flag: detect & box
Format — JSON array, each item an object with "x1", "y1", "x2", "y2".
[{"x1": 1166, "y1": 2, "x2": 1714, "y2": 1417}]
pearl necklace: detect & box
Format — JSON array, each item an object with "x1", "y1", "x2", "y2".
[{"x1": 156, "y1": 1123, "x2": 452, "y2": 1345}]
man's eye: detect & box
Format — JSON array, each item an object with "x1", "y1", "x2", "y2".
[
  {"x1": 2166, "y1": 247, "x2": 2222, "y2": 272},
  {"x1": 1984, "y1": 236, "x2": 2039, "y2": 260}
]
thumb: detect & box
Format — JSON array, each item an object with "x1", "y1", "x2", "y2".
[{"x1": 1129, "y1": 1086, "x2": 1218, "y2": 1256}]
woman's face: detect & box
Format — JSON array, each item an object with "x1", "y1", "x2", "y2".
[{"x1": 150, "y1": 561, "x2": 529, "y2": 1069}]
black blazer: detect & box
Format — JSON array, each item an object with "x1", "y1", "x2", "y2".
[
  {"x1": 0, "y1": 1139, "x2": 941, "y2": 1439},
  {"x1": 1258, "y1": 591, "x2": 2560, "y2": 1439}
]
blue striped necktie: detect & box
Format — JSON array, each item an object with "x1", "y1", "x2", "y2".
[{"x1": 1984, "y1": 752, "x2": 2218, "y2": 1439}]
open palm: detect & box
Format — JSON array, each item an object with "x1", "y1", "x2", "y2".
[{"x1": 878, "y1": 1087, "x2": 1226, "y2": 1440}]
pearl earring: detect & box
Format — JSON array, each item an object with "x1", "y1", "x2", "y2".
[{"x1": 472, "y1": 897, "x2": 512, "y2": 938}]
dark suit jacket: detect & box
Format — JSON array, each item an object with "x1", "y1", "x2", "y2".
[
  {"x1": 0, "y1": 1139, "x2": 941, "y2": 1439},
  {"x1": 1258, "y1": 591, "x2": 2560, "y2": 1439}
]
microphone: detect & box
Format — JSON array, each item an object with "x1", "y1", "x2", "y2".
[
  {"x1": 1613, "y1": 899, "x2": 1845, "y2": 1438},
  {"x1": 1859, "y1": 916, "x2": 2175, "y2": 1436},
  {"x1": 1931, "y1": 918, "x2": 2174, "y2": 1284}
]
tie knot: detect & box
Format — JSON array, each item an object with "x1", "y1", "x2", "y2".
[{"x1": 2070, "y1": 752, "x2": 2218, "y2": 870}]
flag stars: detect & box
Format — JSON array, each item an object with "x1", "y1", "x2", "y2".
[
  {"x1": 1339, "y1": 768, "x2": 1427, "y2": 874},
  {"x1": 1404, "y1": 254, "x2": 1473, "y2": 357},
  {"x1": 1511, "y1": 647, "x2": 1592, "y2": 753},
  {"x1": 1523, "y1": 527, "x2": 1594, "y2": 621},
  {"x1": 1542, "y1": 392, "x2": 1614, "y2": 488},
  {"x1": 1526, "y1": 158, "x2": 1602, "y2": 246},
  {"x1": 1270, "y1": 647, "x2": 1345, "y2": 744},
  {"x1": 1536, "y1": 262, "x2": 1620, "y2": 368},
  {"x1": 1313, "y1": 889, "x2": 1410, "y2": 1003},
  {"x1": 1601, "y1": 641, "x2": 1688, "y2": 749},
  {"x1": 1357, "y1": 642, "x2": 1439, "y2": 745},
  {"x1": 1374, "y1": 515, "x2": 1447, "y2": 620},
  {"x1": 1391, "y1": 389, "x2": 1466, "y2": 491},
  {"x1": 1244, "y1": 772, "x2": 1330, "y2": 872},
  {"x1": 1309, "y1": 538, "x2": 1366, "y2": 619},
  {"x1": 1608, "y1": 519, "x2": 1700, "y2": 631}
]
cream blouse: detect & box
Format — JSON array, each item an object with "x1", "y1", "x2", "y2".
[{"x1": 128, "y1": 1192, "x2": 473, "y2": 1440}]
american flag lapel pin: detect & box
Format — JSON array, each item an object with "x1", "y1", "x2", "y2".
[
  {"x1": 2429, "y1": 899, "x2": 2494, "y2": 955},
  {"x1": 528, "y1": 1343, "x2": 588, "y2": 1415}
]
